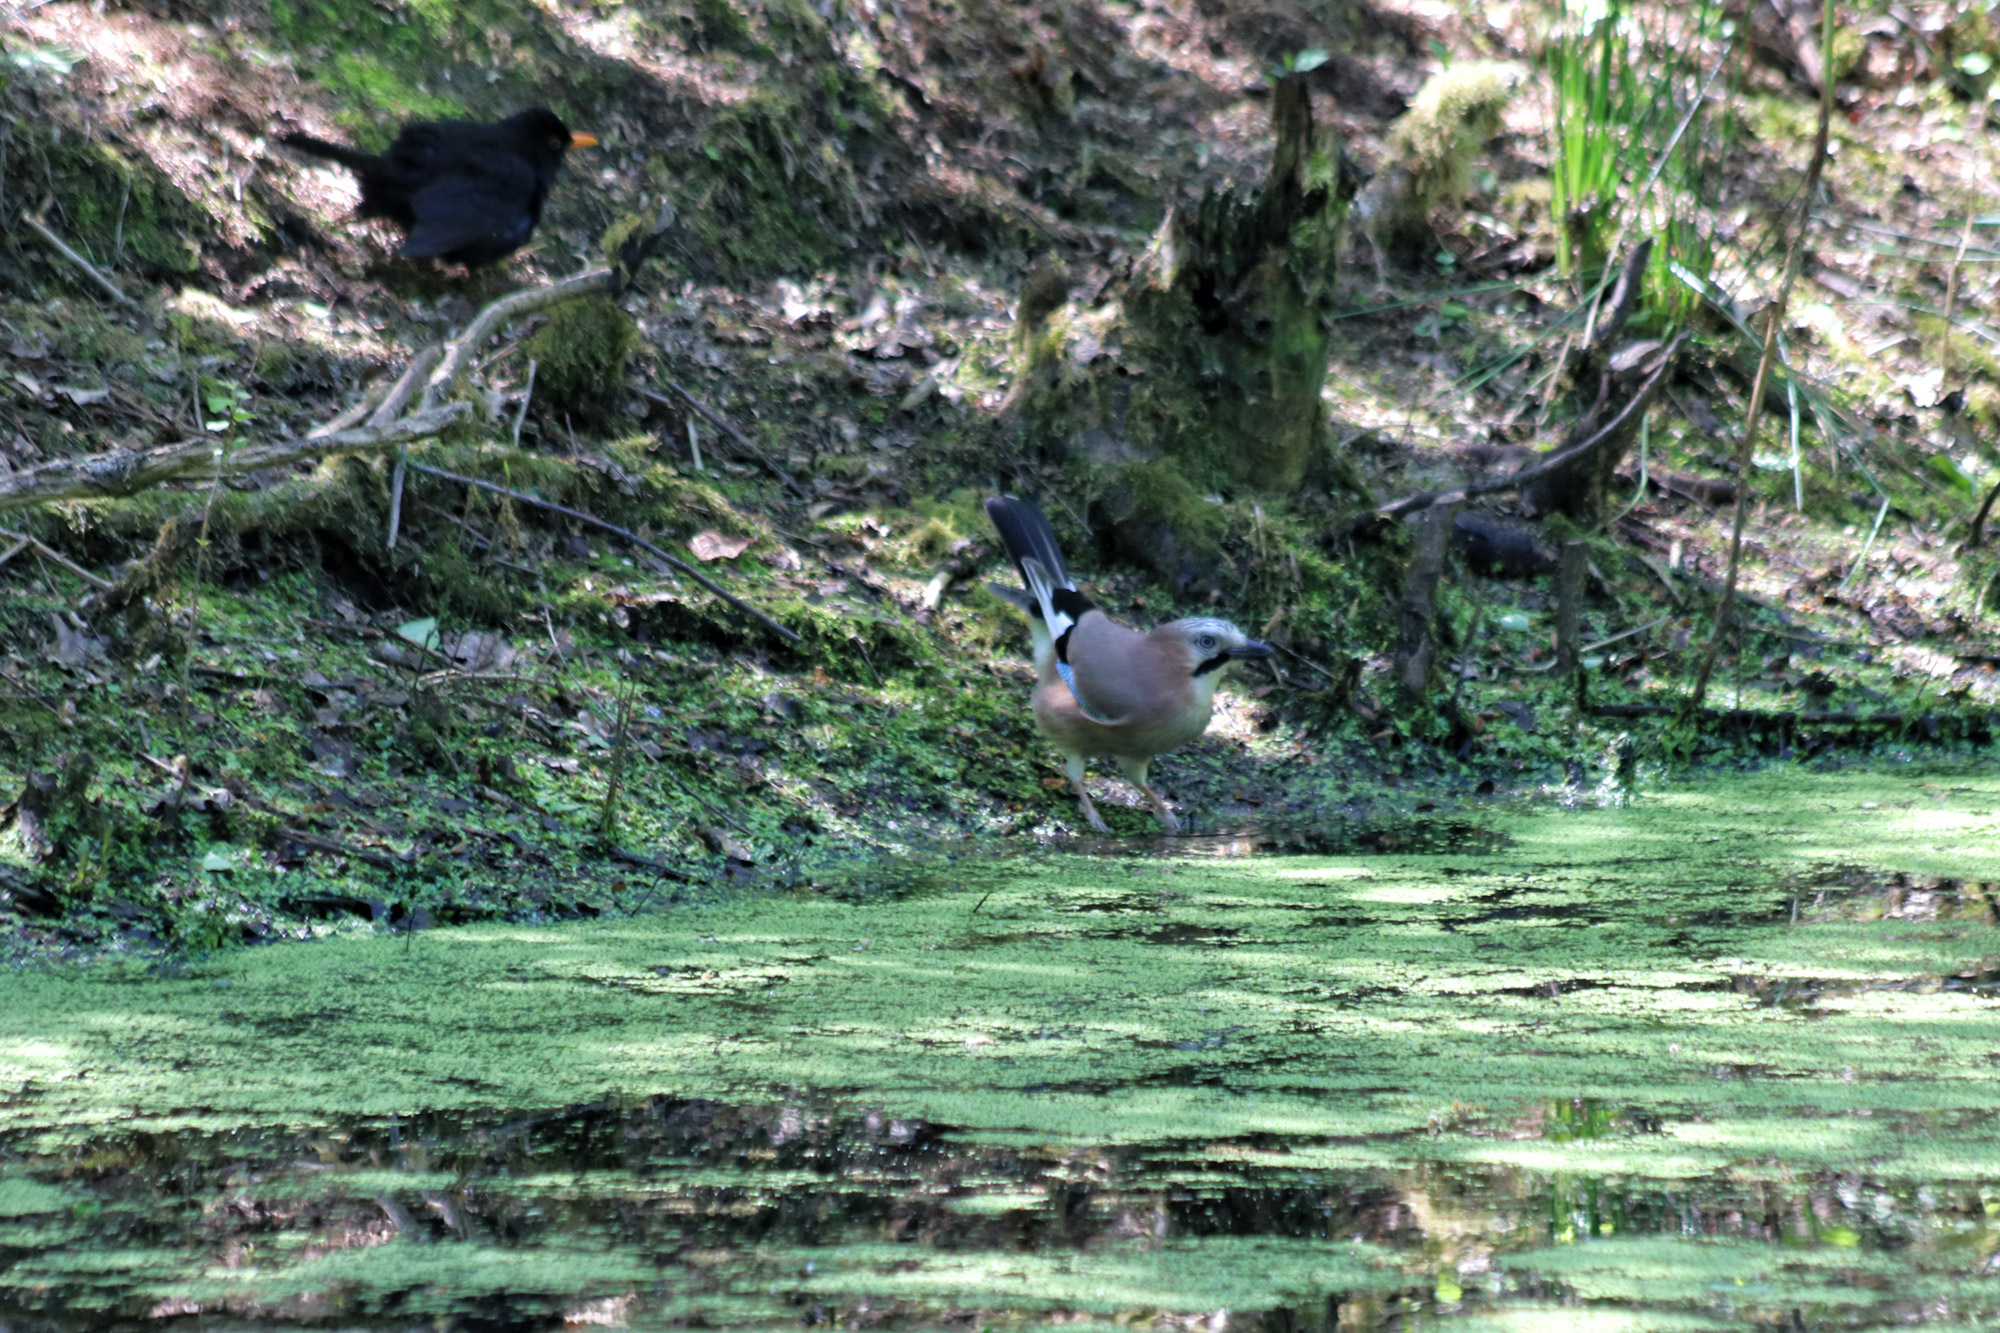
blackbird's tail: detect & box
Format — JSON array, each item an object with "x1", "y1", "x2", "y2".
[{"x1": 281, "y1": 132, "x2": 382, "y2": 174}]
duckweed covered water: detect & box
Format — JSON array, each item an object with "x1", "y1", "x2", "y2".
[{"x1": 2, "y1": 767, "x2": 1998, "y2": 1328}]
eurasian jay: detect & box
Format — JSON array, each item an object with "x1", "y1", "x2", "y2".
[{"x1": 985, "y1": 494, "x2": 1273, "y2": 834}]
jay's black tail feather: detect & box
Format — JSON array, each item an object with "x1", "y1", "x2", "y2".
[{"x1": 984, "y1": 495, "x2": 1072, "y2": 595}]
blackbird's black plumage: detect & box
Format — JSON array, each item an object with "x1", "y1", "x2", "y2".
[{"x1": 282, "y1": 107, "x2": 597, "y2": 266}]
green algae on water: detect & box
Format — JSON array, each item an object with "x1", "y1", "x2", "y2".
[{"x1": 1, "y1": 767, "x2": 1998, "y2": 1328}]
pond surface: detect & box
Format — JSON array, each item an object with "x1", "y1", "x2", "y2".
[{"x1": 3, "y1": 767, "x2": 1999, "y2": 1329}]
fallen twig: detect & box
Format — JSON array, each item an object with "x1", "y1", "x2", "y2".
[
  {"x1": 373, "y1": 345, "x2": 445, "y2": 429},
  {"x1": 649, "y1": 382, "x2": 807, "y2": 498},
  {"x1": 277, "y1": 826, "x2": 408, "y2": 868},
  {"x1": 1683, "y1": 0, "x2": 1835, "y2": 715},
  {"x1": 1966, "y1": 477, "x2": 2000, "y2": 550},
  {"x1": 0, "y1": 405, "x2": 467, "y2": 513},
  {"x1": 307, "y1": 382, "x2": 389, "y2": 440},
  {"x1": 1519, "y1": 614, "x2": 1675, "y2": 671},
  {"x1": 19, "y1": 209, "x2": 140, "y2": 310},
  {"x1": 512, "y1": 358, "x2": 538, "y2": 449},
  {"x1": 406, "y1": 461, "x2": 802, "y2": 644},
  {"x1": 607, "y1": 845, "x2": 689, "y2": 878},
  {"x1": 1595, "y1": 619, "x2": 1667, "y2": 657},
  {"x1": 383, "y1": 346, "x2": 447, "y2": 550},
  {"x1": 1587, "y1": 702, "x2": 1993, "y2": 730},
  {"x1": 1633, "y1": 552, "x2": 1685, "y2": 605},
  {"x1": 1270, "y1": 639, "x2": 1342, "y2": 685},
  {"x1": 420, "y1": 268, "x2": 614, "y2": 412},
  {"x1": 140, "y1": 752, "x2": 186, "y2": 780},
  {"x1": 0, "y1": 527, "x2": 115, "y2": 590}
]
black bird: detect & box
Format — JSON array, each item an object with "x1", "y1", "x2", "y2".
[{"x1": 282, "y1": 107, "x2": 597, "y2": 266}]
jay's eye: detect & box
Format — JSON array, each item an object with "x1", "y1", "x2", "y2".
[{"x1": 1198, "y1": 635, "x2": 1217, "y2": 651}]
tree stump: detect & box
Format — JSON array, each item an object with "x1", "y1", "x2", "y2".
[
  {"x1": 1394, "y1": 500, "x2": 1461, "y2": 696},
  {"x1": 1009, "y1": 75, "x2": 1361, "y2": 528}
]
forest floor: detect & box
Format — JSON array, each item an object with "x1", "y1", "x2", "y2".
[{"x1": 1, "y1": 0, "x2": 1998, "y2": 951}]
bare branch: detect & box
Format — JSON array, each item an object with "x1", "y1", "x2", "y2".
[
  {"x1": 419, "y1": 268, "x2": 615, "y2": 412},
  {"x1": 0, "y1": 405, "x2": 469, "y2": 512},
  {"x1": 19, "y1": 209, "x2": 140, "y2": 310},
  {"x1": 649, "y1": 381, "x2": 809, "y2": 498},
  {"x1": 1684, "y1": 0, "x2": 1838, "y2": 714},
  {"x1": 1374, "y1": 335, "x2": 1687, "y2": 523},
  {"x1": 383, "y1": 345, "x2": 447, "y2": 550},
  {"x1": 0, "y1": 529, "x2": 115, "y2": 589},
  {"x1": 307, "y1": 382, "x2": 389, "y2": 440},
  {"x1": 372, "y1": 345, "x2": 445, "y2": 428}
]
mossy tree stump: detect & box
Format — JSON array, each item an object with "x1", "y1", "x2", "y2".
[{"x1": 1011, "y1": 76, "x2": 1359, "y2": 524}]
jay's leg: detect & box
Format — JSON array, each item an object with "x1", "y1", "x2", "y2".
[
  {"x1": 1066, "y1": 754, "x2": 1110, "y2": 834},
  {"x1": 1118, "y1": 758, "x2": 1180, "y2": 834}
]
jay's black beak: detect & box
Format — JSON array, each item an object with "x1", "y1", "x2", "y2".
[{"x1": 1234, "y1": 640, "x2": 1276, "y2": 660}]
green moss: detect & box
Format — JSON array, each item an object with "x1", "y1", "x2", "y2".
[
  {"x1": 629, "y1": 0, "x2": 900, "y2": 276},
  {"x1": 906, "y1": 516, "x2": 959, "y2": 563},
  {"x1": 1012, "y1": 111, "x2": 1355, "y2": 495},
  {"x1": 2, "y1": 769, "x2": 1999, "y2": 1323},
  {"x1": 522, "y1": 296, "x2": 640, "y2": 414},
  {"x1": 685, "y1": 0, "x2": 758, "y2": 51},
  {"x1": 1099, "y1": 459, "x2": 1227, "y2": 579},
  {"x1": 1362, "y1": 61, "x2": 1518, "y2": 263},
  {"x1": 267, "y1": 0, "x2": 498, "y2": 124},
  {"x1": 675, "y1": 67, "x2": 900, "y2": 277},
  {"x1": 5, "y1": 767, "x2": 1996, "y2": 1134},
  {"x1": 41, "y1": 137, "x2": 198, "y2": 276},
  {"x1": 0, "y1": 1175, "x2": 69, "y2": 1218}
]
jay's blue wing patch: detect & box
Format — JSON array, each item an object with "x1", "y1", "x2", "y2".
[{"x1": 1055, "y1": 660, "x2": 1117, "y2": 723}]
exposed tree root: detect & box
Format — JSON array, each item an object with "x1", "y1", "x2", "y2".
[{"x1": 1373, "y1": 334, "x2": 1688, "y2": 524}]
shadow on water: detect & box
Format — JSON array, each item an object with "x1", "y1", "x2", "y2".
[
  {"x1": 1076, "y1": 811, "x2": 1513, "y2": 860},
  {"x1": 802, "y1": 810, "x2": 1513, "y2": 903},
  {"x1": 3, "y1": 1091, "x2": 1999, "y2": 1330}
]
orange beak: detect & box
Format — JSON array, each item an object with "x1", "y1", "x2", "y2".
[{"x1": 568, "y1": 132, "x2": 599, "y2": 149}]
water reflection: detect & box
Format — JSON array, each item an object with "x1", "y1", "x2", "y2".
[{"x1": 3, "y1": 1093, "x2": 1997, "y2": 1330}]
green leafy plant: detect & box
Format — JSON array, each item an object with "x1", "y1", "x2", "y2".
[
  {"x1": 202, "y1": 378, "x2": 255, "y2": 435},
  {"x1": 1544, "y1": 0, "x2": 1732, "y2": 329},
  {"x1": 1268, "y1": 48, "x2": 1328, "y2": 80},
  {"x1": 175, "y1": 379, "x2": 248, "y2": 787}
]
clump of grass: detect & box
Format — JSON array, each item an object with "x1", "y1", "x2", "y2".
[
  {"x1": 1545, "y1": 0, "x2": 1733, "y2": 330},
  {"x1": 907, "y1": 517, "x2": 960, "y2": 564}
]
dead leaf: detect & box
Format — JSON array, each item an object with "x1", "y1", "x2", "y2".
[
  {"x1": 444, "y1": 630, "x2": 514, "y2": 671},
  {"x1": 45, "y1": 616, "x2": 106, "y2": 670},
  {"x1": 56, "y1": 385, "x2": 110, "y2": 407},
  {"x1": 689, "y1": 530, "x2": 754, "y2": 562}
]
